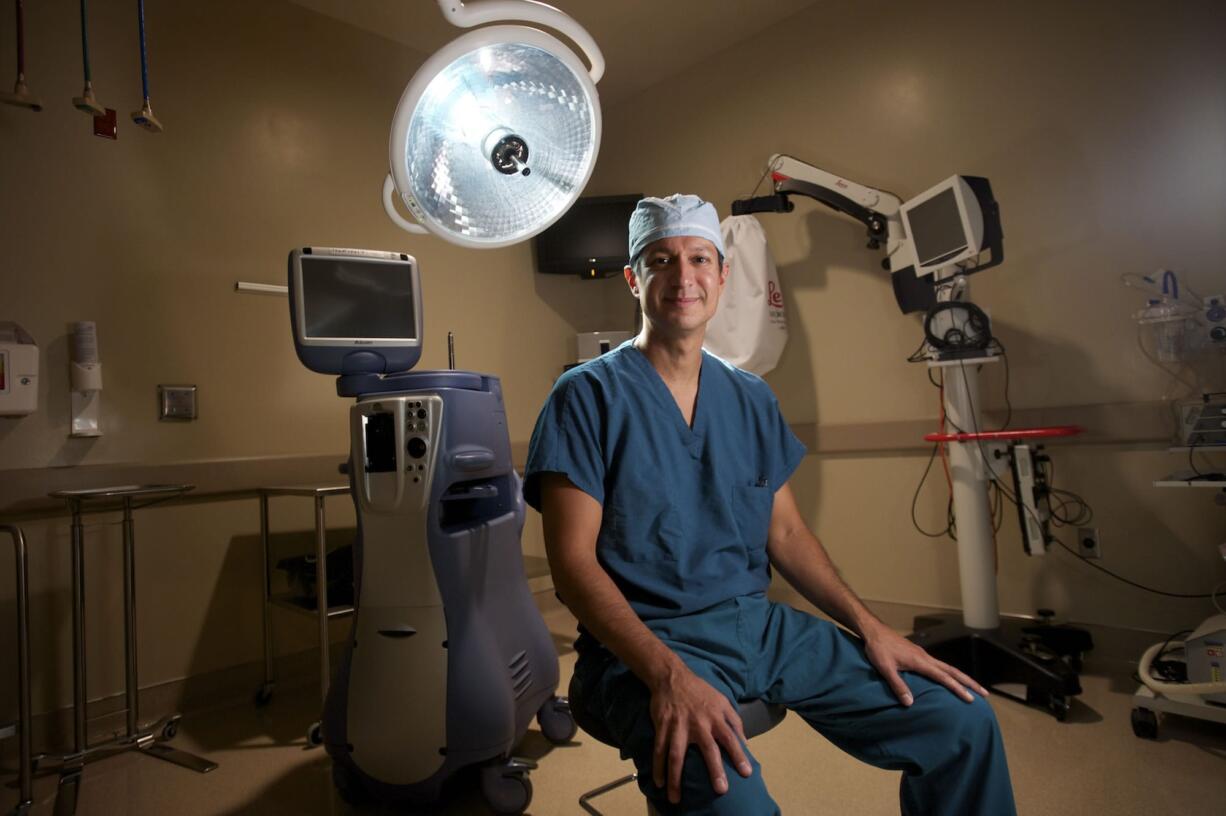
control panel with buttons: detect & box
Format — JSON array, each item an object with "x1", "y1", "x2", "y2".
[{"x1": 352, "y1": 394, "x2": 443, "y2": 511}]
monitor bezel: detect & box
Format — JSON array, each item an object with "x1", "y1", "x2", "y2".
[
  {"x1": 533, "y1": 193, "x2": 643, "y2": 277},
  {"x1": 288, "y1": 247, "x2": 423, "y2": 376},
  {"x1": 899, "y1": 176, "x2": 985, "y2": 277}
]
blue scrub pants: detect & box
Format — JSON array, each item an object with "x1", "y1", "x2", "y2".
[{"x1": 571, "y1": 594, "x2": 1017, "y2": 815}]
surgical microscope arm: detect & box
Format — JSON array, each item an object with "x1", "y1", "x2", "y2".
[
  {"x1": 732, "y1": 154, "x2": 1003, "y2": 315},
  {"x1": 732, "y1": 154, "x2": 907, "y2": 264}
]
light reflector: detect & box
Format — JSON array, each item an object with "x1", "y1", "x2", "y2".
[{"x1": 389, "y1": 26, "x2": 601, "y2": 248}]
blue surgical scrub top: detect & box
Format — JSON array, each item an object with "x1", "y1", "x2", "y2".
[{"x1": 523, "y1": 342, "x2": 806, "y2": 624}]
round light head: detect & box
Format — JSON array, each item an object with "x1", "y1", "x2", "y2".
[{"x1": 389, "y1": 25, "x2": 601, "y2": 249}]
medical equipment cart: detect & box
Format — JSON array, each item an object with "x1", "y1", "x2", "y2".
[{"x1": 1131, "y1": 463, "x2": 1226, "y2": 739}]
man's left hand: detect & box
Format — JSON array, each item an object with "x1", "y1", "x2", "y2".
[{"x1": 861, "y1": 621, "x2": 989, "y2": 706}]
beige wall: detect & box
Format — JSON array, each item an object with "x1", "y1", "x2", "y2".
[
  {"x1": 0, "y1": 0, "x2": 612, "y2": 470},
  {"x1": 0, "y1": 0, "x2": 597, "y2": 717},
  {"x1": 588, "y1": 0, "x2": 1226, "y2": 632},
  {"x1": 1, "y1": 0, "x2": 1224, "y2": 722}
]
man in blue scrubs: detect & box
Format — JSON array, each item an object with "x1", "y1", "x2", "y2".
[{"x1": 524, "y1": 195, "x2": 1016, "y2": 815}]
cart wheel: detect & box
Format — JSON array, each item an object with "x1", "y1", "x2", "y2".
[
  {"x1": 254, "y1": 685, "x2": 273, "y2": 708},
  {"x1": 1047, "y1": 694, "x2": 1069, "y2": 722},
  {"x1": 331, "y1": 761, "x2": 372, "y2": 806},
  {"x1": 307, "y1": 721, "x2": 323, "y2": 746},
  {"x1": 537, "y1": 696, "x2": 577, "y2": 744},
  {"x1": 161, "y1": 718, "x2": 179, "y2": 741},
  {"x1": 481, "y1": 768, "x2": 532, "y2": 816},
  {"x1": 1131, "y1": 707, "x2": 1158, "y2": 740}
]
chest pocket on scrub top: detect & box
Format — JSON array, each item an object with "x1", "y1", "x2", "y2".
[
  {"x1": 604, "y1": 483, "x2": 684, "y2": 562},
  {"x1": 732, "y1": 483, "x2": 774, "y2": 568}
]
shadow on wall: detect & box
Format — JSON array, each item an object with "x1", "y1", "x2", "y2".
[
  {"x1": 531, "y1": 260, "x2": 636, "y2": 353},
  {"x1": 178, "y1": 526, "x2": 356, "y2": 753},
  {"x1": 752, "y1": 205, "x2": 884, "y2": 536}
]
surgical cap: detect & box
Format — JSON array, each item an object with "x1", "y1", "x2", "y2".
[{"x1": 628, "y1": 194, "x2": 726, "y2": 266}]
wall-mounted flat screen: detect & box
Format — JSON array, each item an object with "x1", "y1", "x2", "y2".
[{"x1": 534, "y1": 194, "x2": 642, "y2": 279}]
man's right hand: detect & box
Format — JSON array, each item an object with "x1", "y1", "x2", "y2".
[
  {"x1": 649, "y1": 663, "x2": 754, "y2": 805},
  {"x1": 540, "y1": 476, "x2": 753, "y2": 804}
]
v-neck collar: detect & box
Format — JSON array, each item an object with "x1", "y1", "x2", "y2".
[{"x1": 625, "y1": 344, "x2": 709, "y2": 444}]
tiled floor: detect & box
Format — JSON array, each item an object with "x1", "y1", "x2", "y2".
[{"x1": 5, "y1": 599, "x2": 1226, "y2": 815}]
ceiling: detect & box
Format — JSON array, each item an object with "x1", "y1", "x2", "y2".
[{"x1": 288, "y1": 0, "x2": 822, "y2": 106}]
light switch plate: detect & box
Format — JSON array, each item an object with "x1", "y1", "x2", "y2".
[{"x1": 159, "y1": 385, "x2": 197, "y2": 421}]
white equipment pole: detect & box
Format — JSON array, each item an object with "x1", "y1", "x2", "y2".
[
  {"x1": 941, "y1": 361, "x2": 1000, "y2": 629},
  {"x1": 932, "y1": 272, "x2": 1000, "y2": 630}
]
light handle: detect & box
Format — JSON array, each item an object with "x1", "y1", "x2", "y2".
[
  {"x1": 383, "y1": 174, "x2": 428, "y2": 235},
  {"x1": 435, "y1": 0, "x2": 604, "y2": 83}
]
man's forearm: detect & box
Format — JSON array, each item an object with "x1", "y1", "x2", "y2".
[
  {"x1": 550, "y1": 550, "x2": 686, "y2": 690},
  {"x1": 769, "y1": 529, "x2": 885, "y2": 639}
]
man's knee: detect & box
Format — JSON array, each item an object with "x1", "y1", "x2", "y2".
[
  {"x1": 915, "y1": 687, "x2": 1003, "y2": 763},
  {"x1": 637, "y1": 747, "x2": 778, "y2": 816}
]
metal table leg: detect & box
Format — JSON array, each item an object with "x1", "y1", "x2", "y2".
[
  {"x1": 127, "y1": 500, "x2": 215, "y2": 774},
  {"x1": 4, "y1": 525, "x2": 33, "y2": 816},
  {"x1": 122, "y1": 497, "x2": 139, "y2": 738},
  {"x1": 257, "y1": 492, "x2": 275, "y2": 705},
  {"x1": 55, "y1": 502, "x2": 87, "y2": 816},
  {"x1": 255, "y1": 485, "x2": 352, "y2": 746},
  {"x1": 50, "y1": 489, "x2": 217, "y2": 816},
  {"x1": 315, "y1": 494, "x2": 330, "y2": 707}
]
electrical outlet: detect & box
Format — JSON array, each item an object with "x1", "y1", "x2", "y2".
[
  {"x1": 159, "y1": 384, "x2": 197, "y2": 420},
  {"x1": 1077, "y1": 527, "x2": 1101, "y2": 559}
]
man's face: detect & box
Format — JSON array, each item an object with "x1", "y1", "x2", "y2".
[{"x1": 625, "y1": 236, "x2": 729, "y2": 340}]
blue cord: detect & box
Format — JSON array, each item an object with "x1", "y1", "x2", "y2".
[
  {"x1": 80, "y1": 0, "x2": 91, "y2": 84},
  {"x1": 1161, "y1": 269, "x2": 1179, "y2": 301},
  {"x1": 137, "y1": 0, "x2": 150, "y2": 102}
]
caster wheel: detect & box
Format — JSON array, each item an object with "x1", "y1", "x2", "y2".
[
  {"x1": 1131, "y1": 707, "x2": 1158, "y2": 740},
  {"x1": 537, "y1": 697, "x2": 577, "y2": 744},
  {"x1": 254, "y1": 686, "x2": 273, "y2": 708},
  {"x1": 481, "y1": 768, "x2": 532, "y2": 816},
  {"x1": 331, "y1": 762, "x2": 372, "y2": 806},
  {"x1": 161, "y1": 718, "x2": 179, "y2": 740},
  {"x1": 1047, "y1": 694, "x2": 1069, "y2": 722},
  {"x1": 307, "y1": 721, "x2": 323, "y2": 746}
]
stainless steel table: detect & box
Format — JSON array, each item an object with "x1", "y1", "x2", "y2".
[
  {"x1": 255, "y1": 485, "x2": 353, "y2": 745},
  {"x1": 46, "y1": 485, "x2": 217, "y2": 816},
  {"x1": 2, "y1": 524, "x2": 32, "y2": 816}
]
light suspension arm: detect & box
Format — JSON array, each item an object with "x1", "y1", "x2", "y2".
[{"x1": 435, "y1": 0, "x2": 604, "y2": 83}]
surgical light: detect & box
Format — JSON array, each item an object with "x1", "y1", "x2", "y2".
[{"x1": 383, "y1": 1, "x2": 604, "y2": 248}]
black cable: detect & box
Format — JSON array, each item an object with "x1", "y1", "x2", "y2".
[
  {"x1": 991, "y1": 481, "x2": 1004, "y2": 533},
  {"x1": 1052, "y1": 538, "x2": 1215, "y2": 598},
  {"x1": 1189, "y1": 436, "x2": 1206, "y2": 478},
  {"x1": 910, "y1": 443, "x2": 952, "y2": 538},
  {"x1": 744, "y1": 160, "x2": 775, "y2": 199},
  {"x1": 943, "y1": 359, "x2": 1214, "y2": 599},
  {"x1": 956, "y1": 358, "x2": 1020, "y2": 505},
  {"x1": 996, "y1": 340, "x2": 1012, "y2": 431},
  {"x1": 1145, "y1": 629, "x2": 1193, "y2": 683},
  {"x1": 1047, "y1": 489, "x2": 1093, "y2": 527},
  {"x1": 924, "y1": 302, "x2": 993, "y2": 354}
]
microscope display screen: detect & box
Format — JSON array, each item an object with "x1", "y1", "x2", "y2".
[
  {"x1": 300, "y1": 257, "x2": 417, "y2": 340},
  {"x1": 908, "y1": 188, "x2": 969, "y2": 268}
]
